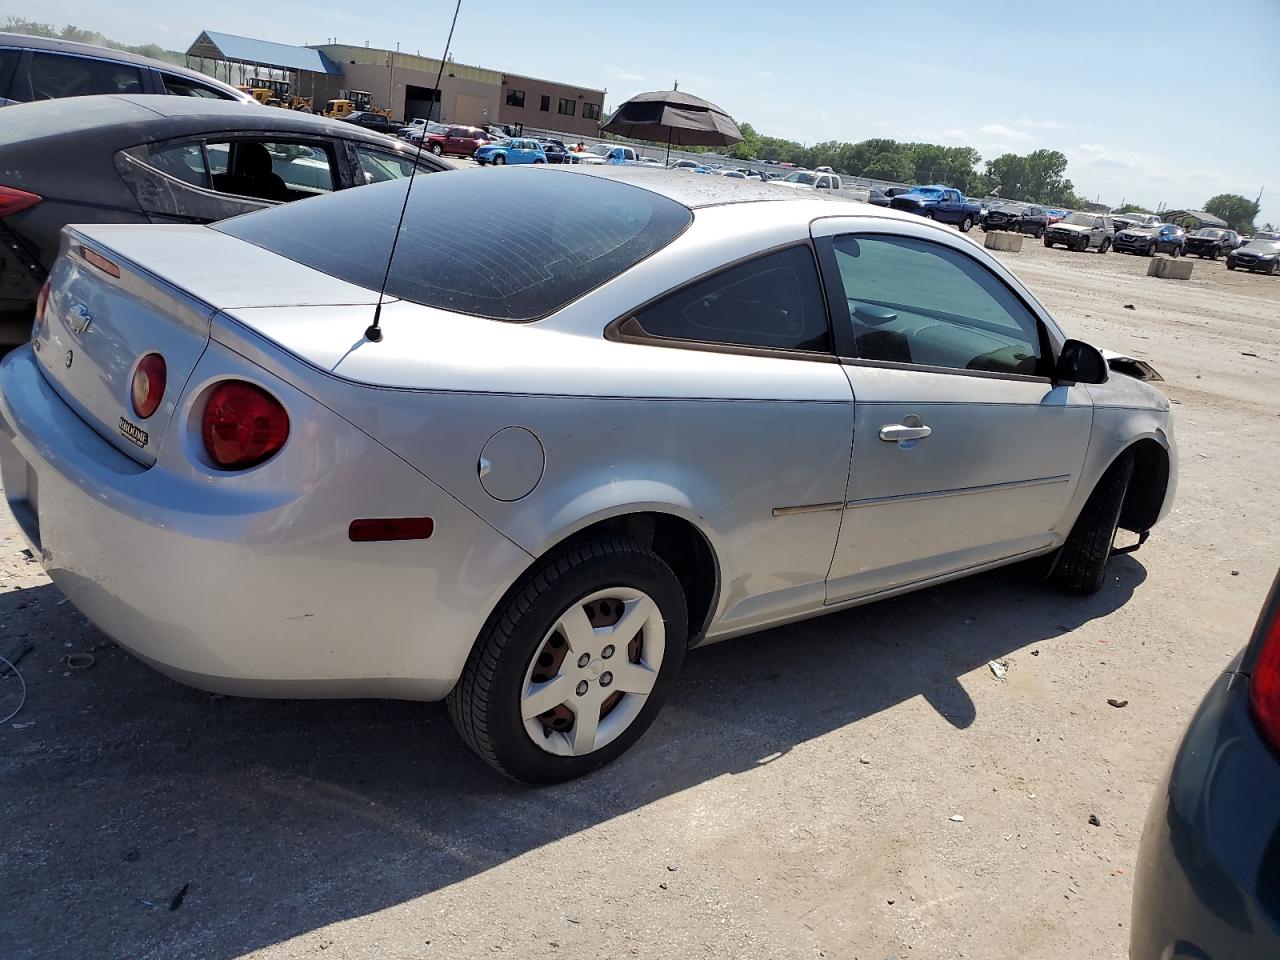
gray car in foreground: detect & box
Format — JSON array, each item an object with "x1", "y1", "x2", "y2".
[
  {"x1": 0, "y1": 167, "x2": 1177, "y2": 781},
  {"x1": 1131, "y1": 572, "x2": 1280, "y2": 959}
]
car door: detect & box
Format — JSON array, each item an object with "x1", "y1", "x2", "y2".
[
  {"x1": 810, "y1": 216, "x2": 1094, "y2": 602},
  {"x1": 1090, "y1": 217, "x2": 1105, "y2": 248},
  {"x1": 115, "y1": 136, "x2": 338, "y2": 223}
]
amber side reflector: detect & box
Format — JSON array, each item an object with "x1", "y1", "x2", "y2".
[
  {"x1": 348, "y1": 518, "x2": 434, "y2": 542},
  {"x1": 79, "y1": 245, "x2": 120, "y2": 278}
]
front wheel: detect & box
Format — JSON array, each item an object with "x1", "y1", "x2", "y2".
[
  {"x1": 493, "y1": 153, "x2": 506, "y2": 165},
  {"x1": 1050, "y1": 453, "x2": 1135, "y2": 595},
  {"x1": 1227, "y1": 261, "x2": 1236, "y2": 270},
  {"x1": 1270, "y1": 261, "x2": 1279, "y2": 276},
  {"x1": 448, "y1": 537, "x2": 688, "y2": 783},
  {"x1": 959, "y1": 215, "x2": 973, "y2": 233},
  {"x1": 1145, "y1": 244, "x2": 1156, "y2": 257},
  {"x1": 924, "y1": 209, "x2": 936, "y2": 220},
  {"x1": 1170, "y1": 245, "x2": 1181, "y2": 258}
]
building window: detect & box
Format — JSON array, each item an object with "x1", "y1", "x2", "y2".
[
  {"x1": 558, "y1": 98, "x2": 576, "y2": 117},
  {"x1": 539, "y1": 94, "x2": 550, "y2": 112},
  {"x1": 505, "y1": 88, "x2": 525, "y2": 108},
  {"x1": 582, "y1": 102, "x2": 601, "y2": 121}
]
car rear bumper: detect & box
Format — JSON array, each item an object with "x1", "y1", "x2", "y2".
[
  {"x1": 1130, "y1": 668, "x2": 1280, "y2": 959},
  {"x1": 0, "y1": 343, "x2": 530, "y2": 700}
]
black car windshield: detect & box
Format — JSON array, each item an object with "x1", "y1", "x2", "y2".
[{"x1": 214, "y1": 169, "x2": 693, "y2": 321}]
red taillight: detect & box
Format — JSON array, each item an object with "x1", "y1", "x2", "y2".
[
  {"x1": 130, "y1": 353, "x2": 167, "y2": 419},
  {"x1": 1249, "y1": 601, "x2": 1280, "y2": 755},
  {"x1": 200, "y1": 381, "x2": 289, "y2": 470},
  {"x1": 348, "y1": 518, "x2": 435, "y2": 542},
  {"x1": 0, "y1": 185, "x2": 41, "y2": 218},
  {"x1": 79, "y1": 245, "x2": 120, "y2": 278}
]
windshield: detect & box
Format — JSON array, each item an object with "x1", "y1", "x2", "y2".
[
  {"x1": 1061, "y1": 213, "x2": 1094, "y2": 226},
  {"x1": 1192, "y1": 229, "x2": 1225, "y2": 238},
  {"x1": 783, "y1": 172, "x2": 817, "y2": 184},
  {"x1": 909, "y1": 187, "x2": 945, "y2": 198},
  {"x1": 589, "y1": 144, "x2": 612, "y2": 156},
  {"x1": 1241, "y1": 240, "x2": 1280, "y2": 252},
  {"x1": 215, "y1": 169, "x2": 693, "y2": 322}
]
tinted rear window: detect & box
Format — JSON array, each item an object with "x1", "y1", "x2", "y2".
[{"x1": 214, "y1": 169, "x2": 692, "y2": 321}]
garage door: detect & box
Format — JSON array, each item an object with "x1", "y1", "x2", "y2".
[{"x1": 454, "y1": 93, "x2": 490, "y2": 126}]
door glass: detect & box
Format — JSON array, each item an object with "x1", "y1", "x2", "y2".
[
  {"x1": 145, "y1": 142, "x2": 210, "y2": 188},
  {"x1": 19, "y1": 52, "x2": 145, "y2": 101},
  {"x1": 633, "y1": 245, "x2": 831, "y2": 352},
  {"x1": 160, "y1": 74, "x2": 227, "y2": 98},
  {"x1": 354, "y1": 146, "x2": 436, "y2": 184},
  {"x1": 832, "y1": 234, "x2": 1042, "y2": 375},
  {"x1": 205, "y1": 141, "x2": 334, "y2": 201}
]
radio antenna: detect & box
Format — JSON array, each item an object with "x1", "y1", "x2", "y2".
[{"x1": 366, "y1": 0, "x2": 463, "y2": 343}]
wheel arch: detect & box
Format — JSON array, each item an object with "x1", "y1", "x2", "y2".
[
  {"x1": 516, "y1": 502, "x2": 723, "y2": 646},
  {"x1": 1119, "y1": 436, "x2": 1172, "y2": 533}
]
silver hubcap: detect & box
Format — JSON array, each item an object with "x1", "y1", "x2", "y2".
[{"x1": 520, "y1": 587, "x2": 665, "y2": 757}]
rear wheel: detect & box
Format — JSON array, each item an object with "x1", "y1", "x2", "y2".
[
  {"x1": 1035, "y1": 227, "x2": 1045, "y2": 239},
  {"x1": 1098, "y1": 237, "x2": 1111, "y2": 254},
  {"x1": 1044, "y1": 237, "x2": 1054, "y2": 248},
  {"x1": 448, "y1": 537, "x2": 688, "y2": 783},
  {"x1": 1227, "y1": 261, "x2": 1236, "y2": 270},
  {"x1": 430, "y1": 143, "x2": 443, "y2": 156},
  {"x1": 1050, "y1": 453, "x2": 1135, "y2": 595}
]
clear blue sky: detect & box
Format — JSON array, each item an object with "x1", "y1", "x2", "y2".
[{"x1": 37, "y1": 0, "x2": 1280, "y2": 225}]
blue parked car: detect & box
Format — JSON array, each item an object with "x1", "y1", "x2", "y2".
[{"x1": 474, "y1": 138, "x2": 547, "y2": 166}]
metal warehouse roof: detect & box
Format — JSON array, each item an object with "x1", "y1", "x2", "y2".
[
  {"x1": 1162, "y1": 209, "x2": 1228, "y2": 228},
  {"x1": 186, "y1": 31, "x2": 341, "y2": 76}
]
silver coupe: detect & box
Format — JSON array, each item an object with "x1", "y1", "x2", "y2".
[{"x1": 0, "y1": 167, "x2": 1177, "y2": 782}]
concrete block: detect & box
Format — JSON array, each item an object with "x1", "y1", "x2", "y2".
[
  {"x1": 983, "y1": 231, "x2": 1023, "y2": 253},
  {"x1": 1146, "y1": 257, "x2": 1194, "y2": 280}
]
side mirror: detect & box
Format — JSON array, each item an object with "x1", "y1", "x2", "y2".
[{"x1": 1055, "y1": 339, "x2": 1108, "y2": 385}]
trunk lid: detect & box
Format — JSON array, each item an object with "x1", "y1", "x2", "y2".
[{"x1": 35, "y1": 223, "x2": 381, "y2": 466}]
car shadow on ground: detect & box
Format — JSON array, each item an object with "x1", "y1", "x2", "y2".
[{"x1": 0, "y1": 555, "x2": 1146, "y2": 958}]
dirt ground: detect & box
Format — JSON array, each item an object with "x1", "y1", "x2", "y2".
[{"x1": 1, "y1": 238, "x2": 1277, "y2": 960}]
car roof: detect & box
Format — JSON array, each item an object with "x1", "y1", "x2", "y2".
[
  {"x1": 543, "y1": 166, "x2": 934, "y2": 219},
  {"x1": 0, "y1": 94, "x2": 407, "y2": 145},
  {"x1": 0, "y1": 32, "x2": 248, "y2": 98}
]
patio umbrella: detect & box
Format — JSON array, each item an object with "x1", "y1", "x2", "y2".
[{"x1": 599, "y1": 86, "x2": 742, "y2": 163}]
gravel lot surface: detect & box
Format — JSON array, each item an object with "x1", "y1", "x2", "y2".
[{"x1": 1, "y1": 234, "x2": 1276, "y2": 960}]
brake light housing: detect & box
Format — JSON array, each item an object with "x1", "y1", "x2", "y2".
[
  {"x1": 0, "y1": 185, "x2": 41, "y2": 218},
  {"x1": 1248, "y1": 596, "x2": 1280, "y2": 756},
  {"x1": 130, "y1": 353, "x2": 167, "y2": 419},
  {"x1": 200, "y1": 381, "x2": 289, "y2": 470}
]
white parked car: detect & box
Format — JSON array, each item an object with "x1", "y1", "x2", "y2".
[{"x1": 0, "y1": 167, "x2": 1177, "y2": 782}]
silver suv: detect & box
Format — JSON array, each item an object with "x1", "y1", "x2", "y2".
[{"x1": 1043, "y1": 212, "x2": 1115, "y2": 253}]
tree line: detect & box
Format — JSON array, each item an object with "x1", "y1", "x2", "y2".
[{"x1": 1, "y1": 16, "x2": 186, "y2": 67}]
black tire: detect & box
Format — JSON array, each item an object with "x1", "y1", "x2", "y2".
[
  {"x1": 1035, "y1": 227, "x2": 1045, "y2": 239},
  {"x1": 1050, "y1": 453, "x2": 1135, "y2": 595},
  {"x1": 1171, "y1": 245, "x2": 1181, "y2": 258},
  {"x1": 1145, "y1": 244, "x2": 1156, "y2": 257},
  {"x1": 1044, "y1": 237, "x2": 1054, "y2": 248},
  {"x1": 1210, "y1": 249, "x2": 1219, "y2": 260},
  {"x1": 959, "y1": 215, "x2": 973, "y2": 233},
  {"x1": 924, "y1": 209, "x2": 936, "y2": 221},
  {"x1": 493, "y1": 153, "x2": 506, "y2": 165},
  {"x1": 430, "y1": 143, "x2": 443, "y2": 156},
  {"x1": 447, "y1": 537, "x2": 688, "y2": 783},
  {"x1": 1098, "y1": 238, "x2": 1111, "y2": 254},
  {"x1": 1269, "y1": 261, "x2": 1279, "y2": 276},
  {"x1": 1227, "y1": 261, "x2": 1236, "y2": 270}
]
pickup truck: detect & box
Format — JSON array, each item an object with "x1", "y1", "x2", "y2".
[
  {"x1": 888, "y1": 185, "x2": 982, "y2": 232},
  {"x1": 769, "y1": 170, "x2": 870, "y2": 202},
  {"x1": 573, "y1": 145, "x2": 645, "y2": 166}
]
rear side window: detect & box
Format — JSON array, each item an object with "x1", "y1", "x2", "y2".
[
  {"x1": 632, "y1": 245, "x2": 830, "y2": 353},
  {"x1": 353, "y1": 145, "x2": 438, "y2": 184},
  {"x1": 160, "y1": 74, "x2": 228, "y2": 99},
  {"x1": 0, "y1": 47, "x2": 20, "y2": 101},
  {"x1": 14, "y1": 51, "x2": 144, "y2": 101},
  {"x1": 214, "y1": 168, "x2": 693, "y2": 321}
]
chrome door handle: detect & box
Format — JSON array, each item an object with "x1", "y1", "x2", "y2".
[{"x1": 879, "y1": 423, "x2": 932, "y2": 443}]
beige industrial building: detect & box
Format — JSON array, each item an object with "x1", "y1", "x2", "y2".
[
  {"x1": 317, "y1": 44, "x2": 607, "y2": 135},
  {"x1": 186, "y1": 32, "x2": 607, "y2": 136}
]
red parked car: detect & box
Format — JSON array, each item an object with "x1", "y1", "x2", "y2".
[{"x1": 424, "y1": 125, "x2": 490, "y2": 158}]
